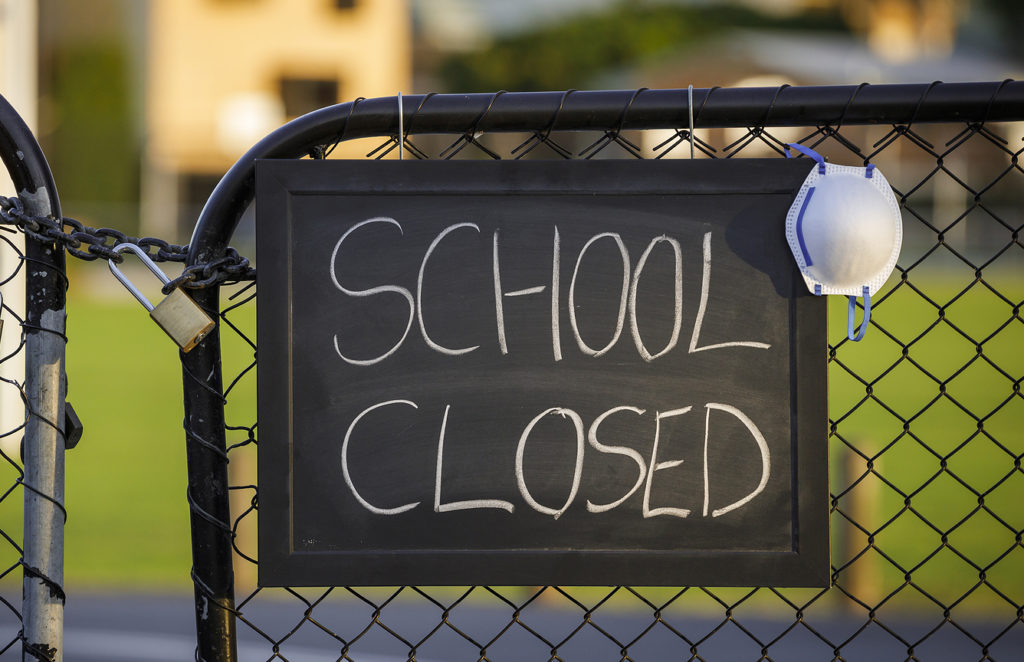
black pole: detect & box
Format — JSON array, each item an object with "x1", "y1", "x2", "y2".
[{"x1": 180, "y1": 290, "x2": 237, "y2": 662}]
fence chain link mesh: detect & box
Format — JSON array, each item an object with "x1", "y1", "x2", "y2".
[
  {"x1": 198, "y1": 89, "x2": 1024, "y2": 661},
  {"x1": 0, "y1": 226, "x2": 31, "y2": 657},
  {"x1": 4, "y1": 84, "x2": 1021, "y2": 661}
]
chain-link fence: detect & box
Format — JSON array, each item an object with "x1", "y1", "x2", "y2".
[
  {"x1": 0, "y1": 199, "x2": 32, "y2": 659},
  {"x1": 5, "y1": 81, "x2": 1023, "y2": 661},
  {"x1": 1, "y1": 87, "x2": 256, "y2": 661},
  {"x1": 180, "y1": 82, "x2": 1024, "y2": 661}
]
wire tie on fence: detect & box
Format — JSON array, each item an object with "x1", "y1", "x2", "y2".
[
  {"x1": 954, "y1": 78, "x2": 1017, "y2": 144},
  {"x1": 21, "y1": 564, "x2": 65, "y2": 603},
  {"x1": 688, "y1": 85, "x2": 694, "y2": 160},
  {"x1": 326, "y1": 96, "x2": 365, "y2": 159},
  {"x1": 512, "y1": 89, "x2": 575, "y2": 159},
  {"x1": 909, "y1": 80, "x2": 942, "y2": 129},
  {"x1": 439, "y1": 91, "x2": 504, "y2": 159},
  {"x1": 837, "y1": 82, "x2": 869, "y2": 129},
  {"x1": 397, "y1": 92, "x2": 404, "y2": 161},
  {"x1": 21, "y1": 637, "x2": 58, "y2": 662},
  {"x1": 185, "y1": 426, "x2": 229, "y2": 461},
  {"x1": 189, "y1": 569, "x2": 242, "y2": 617},
  {"x1": 579, "y1": 88, "x2": 645, "y2": 159},
  {"x1": 16, "y1": 478, "x2": 68, "y2": 523},
  {"x1": 759, "y1": 83, "x2": 791, "y2": 154},
  {"x1": 185, "y1": 486, "x2": 233, "y2": 533},
  {"x1": 389, "y1": 92, "x2": 433, "y2": 161}
]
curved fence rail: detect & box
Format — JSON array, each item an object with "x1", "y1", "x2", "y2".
[{"x1": 182, "y1": 81, "x2": 1023, "y2": 661}]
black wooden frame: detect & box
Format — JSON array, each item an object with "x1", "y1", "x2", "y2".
[{"x1": 255, "y1": 158, "x2": 828, "y2": 587}]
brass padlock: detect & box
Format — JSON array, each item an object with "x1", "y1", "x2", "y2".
[{"x1": 108, "y1": 244, "x2": 215, "y2": 352}]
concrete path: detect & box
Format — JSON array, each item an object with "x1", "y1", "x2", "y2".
[{"x1": 1, "y1": 591, "x2": 1021, "y2": 660}]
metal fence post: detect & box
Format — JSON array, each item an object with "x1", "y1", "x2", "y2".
[
  {"x1": 181, "y1": 286, "x2": 237, "y2": 662},
  {"x1": 0, "y1": 94, "x2": 66, "y2": 662}
]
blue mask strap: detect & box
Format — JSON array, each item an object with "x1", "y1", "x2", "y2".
[
  {"x1": 785, "y1": 143, "x2": 827, "y2": 174},
  {"x1": 847, "y1": 286, "x2": 871, "y2": 342}
]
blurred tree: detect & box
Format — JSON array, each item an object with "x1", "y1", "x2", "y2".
[
  {"x1": 981, "y1": 0, "x2": 1024, "y2": 59},
  {"x1": 47, "y1": 44, "x2": 137, "y2": 218},
  {"x1": 38, "y1": 0, "x2": 140, "y2": 235},
  {"x1": 437, "y1": 1, "x2": 847, "y2": 92}
]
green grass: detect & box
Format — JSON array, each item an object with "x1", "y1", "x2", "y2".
[
  {"x1": 62, "y1": 289, "x2": 193, "y2": 590},
  {"x1": 0, "y1": 292, "x2": 194, "y2": 594},
  {"x1": 825, "y1": 268, "x2": 1024, "y2": 616},
  {"x1": 2, "y1": 266, "x2": 1021, "y2": 619}
]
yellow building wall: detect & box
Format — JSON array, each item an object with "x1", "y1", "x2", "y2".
[{"x1": 147, "y1": 0, "x2": 411, "y2": 173}]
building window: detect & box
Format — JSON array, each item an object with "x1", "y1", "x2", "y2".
[
  {"x1": 179, "y1": 174, "x2": 223, "y2": 239},
  {"x1": 279, "y1": 77, "x2": 339, "y2": 118}
]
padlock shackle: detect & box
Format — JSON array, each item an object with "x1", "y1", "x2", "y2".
[{"x1": 108, "y1": 243, "x2": 172, "y2": 312}]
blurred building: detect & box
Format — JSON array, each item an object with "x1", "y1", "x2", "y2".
[
  {"x1": 838, "y1": 0, "x2": 965, "y2": 63},
  {"x1": 740, "y1": 0, "x2": 966, "y2": 62},
  {"x1": 0, "y1": 0, "x2": 38, "y2": 135},
  {"x1": 621, "y1": 0, "x2": 1014, "y2": 100},
  {"x1": 0, "y1": 0, "x2": 36, "y2": 456},
  {"x1": 144, "y1": 0, "x2": 412, "y2": 239}
]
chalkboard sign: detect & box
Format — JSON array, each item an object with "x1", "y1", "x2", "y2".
[{"x1": 256, "y1": 159, "x2": 828, "y2": 587}]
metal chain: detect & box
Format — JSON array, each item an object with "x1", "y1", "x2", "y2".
[{"x1": 0, "y1": 195, "x2": 254, "y2": 293}]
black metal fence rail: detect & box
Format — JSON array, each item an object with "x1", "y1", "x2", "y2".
[
  {"x1": 185, "y1": 82, "x2": 1024, "y2": 661},
  {"x1": 191, "y1": 81, "x2": 1024, "y2": 256}
]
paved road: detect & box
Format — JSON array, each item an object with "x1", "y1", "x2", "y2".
[{"x1": 3, "y1": 591, "x2": 1022, "y2": 660}]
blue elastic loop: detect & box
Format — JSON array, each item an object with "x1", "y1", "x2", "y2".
[
  {"x1": 785, "y1": 143, "x2": 827, "y2": 174},
  {"x1": 847, "y1": 286, "x2": 871, "y2": 342},
  {"x1": 865, "y1": 163, "x2": 876, "y2": 179},
  {"x1": 795, "y1": 186, "x2": 815, "y2": 266}
]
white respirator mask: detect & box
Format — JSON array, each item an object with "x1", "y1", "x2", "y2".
[{"x1": 784, "y1": 144, "x2": 902, "y2": 341}]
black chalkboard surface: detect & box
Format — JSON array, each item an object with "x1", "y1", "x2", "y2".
[{"x1": 256, "y1": 158, "x2": 828, "y2": 587}]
